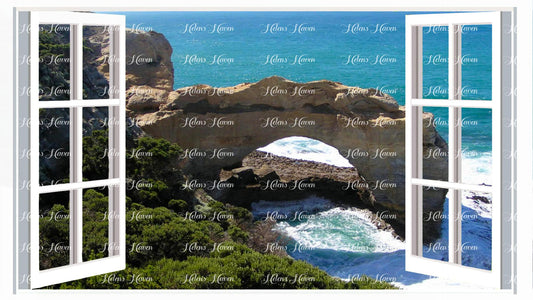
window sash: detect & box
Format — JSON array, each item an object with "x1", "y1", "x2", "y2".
[
  {"x1": 28, "y1": 11, "x2": 126, "y2": 289},
  {"x1": 405, "y1": 11, "x2": 513, "y2": 289}
]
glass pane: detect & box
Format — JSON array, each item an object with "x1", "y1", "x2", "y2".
[
  {"x1": 422, "y1": 25, "x2": 448, "y2": 99},
  {"x1": 83, "y1": 187, "x2": 110, "y2": 261},
  {"x1": 83, "y1": 107, "x2": 110, "y2": 181},
  {"x1": 421, "y1": 185, "x2": 449, "y2": 262},
  {"x1": 460, "y1": 108, "x2": 492, "y2": 186},
  {"x1": 460, "y1": 189, "x2": 492, "y2": 270},
  {"x1": 39, "y1": 191, "x2": 70, "y2": 270},
  {"x1": 39, "y1": 108, "x2": 70, "y2": 185},
  {"x1": 83, "y1": 26, "x2": 111, "y2": 100},
  {"x1": 421, "y1": 107, "x2": 449, "y2": 181},
  {"x1": 460, "y1": 25, "x2": 492, "y2": 100},
  {"x1": 39, "y1": 24, "x2": 71, "y2": 101}
]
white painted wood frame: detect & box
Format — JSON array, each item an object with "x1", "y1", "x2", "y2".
[
  {"x1": 405, "y1": 12, "x2": 514, "y2": 289},
  {"x1": 23, "y1": 11, "x2": 126, "y2": 289}
]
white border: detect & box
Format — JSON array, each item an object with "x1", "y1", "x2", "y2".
[{"x1": 3, "y1": 0, "x2": 532, "y2": 299}]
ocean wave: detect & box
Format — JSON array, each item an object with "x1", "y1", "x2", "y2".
[
  {"x1": 274, "y1": 207, "x2": 404, "y2": 254},
  {"x1": 254, "y1": 136, "x2": 493, "y2": 283},
  {"x1": 461, "y1": 191, "x2": 492, "y2": 219},
  {"x1": 260, "y1": 136, "x2": 494, "y2": 219},
  {"x1": 459, "y1": 151, "x2": 493, "y2": 219},
  {"x1": 461, "y1": 151, "x2": 492, "y2": 186},
  {"x1": 257, "y1": 136, "x2": 354, "y2": 168}
]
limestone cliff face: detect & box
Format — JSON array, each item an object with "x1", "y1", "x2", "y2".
[
  {"x1": 129, "y1": 75, "x2": 448, "y2": 239},
  {"x1": 124, "y1": 30, "x2": 174, "y2": 113},
  {"x1": 125, "y1": 30, "x2": 174, "y2": 91},
  {"x1": 81, "y1": 28, "x2": 174, "y2": 136},
  {"x1": 84, "y1": 27, "x2": 174, "y2": 99}
]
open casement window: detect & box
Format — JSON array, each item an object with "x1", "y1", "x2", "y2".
[
  {"x1": 18, "y1": 11, "x2": 126, "y2": 289},
  {"x1": 405, "y1": 12, "x2": 514, "y2": 288}
]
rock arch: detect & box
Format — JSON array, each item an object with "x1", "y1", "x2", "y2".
[
  {"x1": 53, "y1": 26, "x2": 449, "y2": 241},
  {"x1": 131, "y1": 76, "x2": 448, "y2": 240}
]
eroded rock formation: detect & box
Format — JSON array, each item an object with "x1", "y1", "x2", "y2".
[
  {"x1": 117, "y1": 29, "x2": 448, "y2": 241},
  {"x1": 127, "y1": 72, "x2": 448, "y2": 240}
]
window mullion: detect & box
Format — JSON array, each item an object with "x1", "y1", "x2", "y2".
[
  {"x1": 69, "y1": 23, "x2": 83, "y2": 265},
  {"x1": 448, "y1": 24, "x2": 462, "y2": 265},
  {"x1": 406, "y1": 24, "x2": 424, "y2": 257},
  {"x1": 411, "y1": 178, "x2": 493, "y2": 193},
  {"x1": 411, "y1": 99, "x2": 492, "y2": 108},
  {"x1": 414, "y1": 25, "x2": 424, "y2": 257},
  {"x1": 108, "y1": 25, "x2": 120, "y2": 257},
  {"x1": 39, "y1": 99, "x2": 121, "y2": 109},
  {"x1": 39, "y1": 178, "x2": 121, "y2": 194}
]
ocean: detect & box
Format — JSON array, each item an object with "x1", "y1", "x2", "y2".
[
  {"x1": 256, "y1": 137, "x2": 492, "y2": 286},
  {"x1": 108, "y1": 11, "x2": 493, "y2": 287}
]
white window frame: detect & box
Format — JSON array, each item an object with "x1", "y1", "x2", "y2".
[
  {"x1": 405, "y1": 12, "x2": 514, "y2": 289},
  {"x1": 9, "y1": 4, "x2": 528, "y2": 297},
  {"x1": 17, "y1": 11, "x2": 126, "y2": 289}
]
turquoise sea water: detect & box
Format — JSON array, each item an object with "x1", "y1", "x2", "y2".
[
  {"x1": 107, "y1": 11, "x2": 493, "y2": 286},
  {"x1": 115, "y1": 11, "x2": 492, "y2": 153}
]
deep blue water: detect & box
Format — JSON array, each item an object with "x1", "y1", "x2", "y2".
[{"x1": 111, "y1": 11, "x2": 492, "y2": 153}]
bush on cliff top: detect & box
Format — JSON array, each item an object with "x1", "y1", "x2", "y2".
[{"x1": 41, "y1": 128, "x2": 397, "y2": 290}]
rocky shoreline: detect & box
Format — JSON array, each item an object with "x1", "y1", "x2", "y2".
[
  {"x1": 131, "y1": 72, "x2": 448, "y2": 242},
  {"x1": 80, "y1": 27, "x2": 448, "y2": 243},
  {"x1": 217, "y1": 150, "x2": 399, "y2": 239}
]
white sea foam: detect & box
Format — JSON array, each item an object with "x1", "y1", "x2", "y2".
[
  {"x1": 461, "y1": 191, "x2": 492, "y2": 219},
  {"x1": 257, "y1": 136, "x2": 354, "y2": 168},
  {"x1": 254, "y1": 136, "x2": 492, "y2": 287},
  {"x1": 461, "y1": 151, "x2": 492, "y2": 186},
  {"x1": 459, "y1": 151, "x2": 493, "y2": 219},
  {"x1": 274, "y1": 207, "x2": 404, "y2": 253},
  {"x1": 260, "y1": 136, "x2": 494, "y2": 219}
]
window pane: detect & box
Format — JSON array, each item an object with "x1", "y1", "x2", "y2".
[
  {"x1": 83, "y1": 26, "x2": 112, "y2": 100},
  {"x1": 460, "y1": 25, "x2": 492, "y2": 100},
  {"x1": 460, "y1": 189, "x2": 492, "y2": 270},
  {"x1": 83, "y1": 187, "x2": 110, "y2": 261},
  {"x1": 39, "y1": 191, "x2": 70, "y2": 270},
  {"x1": 39, "y1": 108, "x2": 70, "y2": 185},
  {"x1": 421, "y1": 106, "x2": 449, "y2": 181},
  {"x1": 460, "y1": 108, "x2": 492, "y2": 186},
  {"x1": 422, "y1": 25, "x2": 448, "y2": 99},
  {"x1": 83, "y1": 107, "x2": 110, "y2": 181},
  {"x1": 421, "y1": 185, "x2": 449, "y2": 262},
  {"x1": 38, "y1": 24, "x2": 71, "y2": 101}
]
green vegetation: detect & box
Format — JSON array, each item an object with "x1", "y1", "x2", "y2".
[
  {"x1": 39, "y1": 202, "x2": 70, "y2": 269},
  {"x1": 38, "y1": 129, "x2": 397, "y2": 289},
  {"x1": 38, "y1": 28, "x2": 70, "y2": 101},
  {"x1": 59, "y1": 244, "x2": 395, "y2": 289},
  {"x1": 36, "y1": 25, "x2": 397, "y2": 290}
]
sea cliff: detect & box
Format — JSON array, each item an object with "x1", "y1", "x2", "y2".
[{"x1": 88, "y1": 28, "x2": 449, "y2": 242}]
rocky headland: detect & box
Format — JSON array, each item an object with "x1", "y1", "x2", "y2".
[{"x1": 82, "y1": 28, "x2": 449, "y2": 242}]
